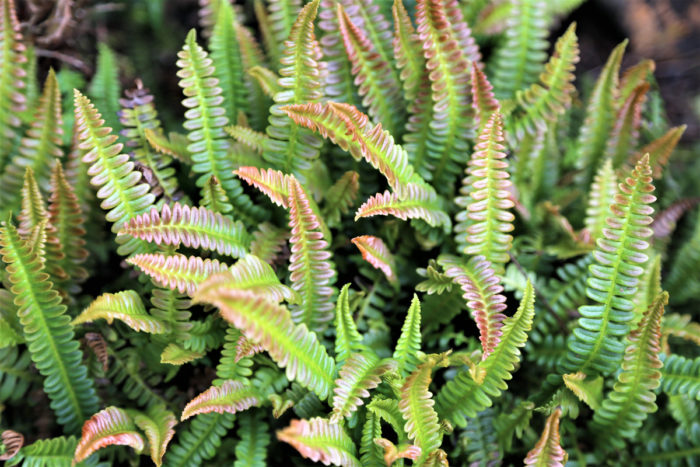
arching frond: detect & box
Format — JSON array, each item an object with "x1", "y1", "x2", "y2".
[
  {"x1": 73, "y1": 407, "x2": 145, "y2": 464},
  {"x1": 131, "y1": 404, "x2": 178, "y2": 467},
  {"x1": 182, "y1": 380, "x2": 262, "y2": 420},
  {"x1": 351, "y1": 235, "x2": 398, "y2": 283},
  {"x1": 355, "y1": 184, "x2": 450, "y2": 229},
  {"x1": 277, "y1": 417, "x2": 361, "y2": 467},
  {"x1": 331, "y1": 353, "x2": 396, "y2": 422},
  {"x1": 73, "y1": 290, "x2": 167, "y2": 334},
  {"x1": 659, "y1": 354, "x2": 700, "y2": 400}
]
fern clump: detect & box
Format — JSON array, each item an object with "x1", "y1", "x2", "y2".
[{"x1": 0, "y1": 1, "x2": 698, "y2": 465}]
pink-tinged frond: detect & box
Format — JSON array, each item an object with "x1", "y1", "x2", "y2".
[
  {"x1": 631, "y1": 125, "x2": 686, "y2": 179},
  {"x1": 652, "y1": 198, "x2": 700, "y2": 239},
  {"x1": 235, "y1": 335, "x2": 265, "y2": 362},
  {"x1": 73, "y1": 407, "x2": 145, "y2": 464},
  {"x1": 605, "y1": 82, "x2": 649, "y2": 168},
  {"x1": 234, "y1": 166, "x2": 291, "y2": 208},
  {"x1": 287, "y1": 177, "x2": 336, "y2": 331},
  {"x1": 131, "y1": 404, "x2": 177, "y2": 467},
  {"x1": 277, "y1": 417, "x2": 361, "y2": 467},
  {"x1": 119, "y1": 202, "x2": 250, "y2": 257},
  {"x1": 619, "y1": 59, "x2": 655, "y2": 103},
  {"x1": 331, "y1": 353, "x2": 397, "y2": 423},
  {"x1": 193, "y1": 287, "x2": 336, "y2": 399},
  {"x1": 374, "y1": 438, "x2": 421, "y2": 466},
  {"x1": 355, "y1": 183, "x2": 450, "y2": 229},
  {"x1": 0, "y1": 430, "x2": 23, "y2": 461},
  {"x1": 181, "y1": 380, "x2": 261, "y2": 421},
  {"x1": 524, "y1": 408, "x2": 567, "y2": 466},
  {"x1": 438, "y1": 255, "x2": 506, "y2": 358},
  {"x1": 72, "y1": 290, "x2": 167, "y2": 334},
  {"x1": 193, "y1": 255, "x2": 298, "y2": 304},
  {"x1": 471, "y1": 63, "x2": 500, "y2": 128},
  {"x1": 127, "y1": 253, "x2": 229, "y2": 297},
  {"x1": 351, "y1": 235, "x2": 398, "y2": 284},
  {"x1": 83, "y1": 332, "x2": 109, "y2": 372},
  {"x1": 282, "y1": 102, "x2": 421, "y2": 195}
]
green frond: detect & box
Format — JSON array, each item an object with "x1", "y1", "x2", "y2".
[
  {"x1": 461, "y1": 407, "x2": 501, "y2": 466},
  {"x1": 107, "y1": 346, "x2": 168, "y2": 408},
  {"x1": 128, "y1": 253, "x2": 229, "y2": 297},
  {"x1": 562, "y1": 156, "x2": 656, "y2": 375},
  {"x1": 368, "y1": 396, "x2": 407, "y2": 441},
  {"x1": 235, "y1": 22, "x2": 272, "y2": 131},
  {"x1": 488, "y1": 0, "x2": 549, "y2": 100},
  {"x1": 360, "y1": 411, "x2": 384, "y2": 466},
  {"x1": 200, "y1": 175, "x2": 233, "y2": 214},
  {"x1": 414, "y1": 0, "x2": 478, "y2": 190},
  {"x1": 455, "y1": 112, "x2": 515, "y2": 266},
  {"x1": 666, "y1": 206, "x2": 700, "y2": 304},
  {"x1": 277, "y1": 417, "x2": 361, "y2": 467},
  {"x1": 584, "y1": 158, "x2": 617, "y2": 244},
  {"x1": 334, "y1": 284, "x2": 365, "y2": 366},
  {"x1": 351, "y1": 235, "x2": 398, "y2": 284},
  {"x1": 73, "y1": 90, "x2": 155, "y2": 256},
  {"x1": 668, "y1": 394, "x2": 698, "y2": 432},
  {"x1": 633, "y1": 422, "x2": 700, "y2": 465},
  {"x1": 562, "y1": 372, "x2": 603, "y2": 411},
  {"x1": 322, "y1": 170, "x2": 360, "y2": 226},
  {"x1": 144, "y1": 128, "x2": 193, "y2": 165},
  {"x1": 214, "y1": 326, "x2": 254, "y2": 383},
  {"x1": 120, "y1": 202, "x2": 250, "y2": 258},
  {"x1": 438, "y1": 255, "x2": 507, "y2": 358},
  {"x1": 493, "y1": 400, "x2": 534, "y2": 452},
  {"x1": 234, "y1": 411, "x2": 270, "y2": 467},
  {"x1": 436, "y1": 281, "x2": 535, "y2": 427},
  {"x1": 18, "y1": 167, "x2": 47, "y2": 236},
  {"x1": 510, "y1": 23, "x2": 579, "y2": 139},
  {"x1": 262, "y1": 0, "x2": 324, "y2": 181},
  {"x1": 7, "y1": 435, "x2": 96, "y2": 467},
  {"x1": 0, "y1": 0, "x2": 27, "y2": 164},
  {"x1": 131, "y1": 404, "x2": 177, "y2": 467},
  {"x1": 575, "y1": 40, "x2": 627, "y2": 182},
  {"x1": 209, "y1": 0, "x2": 248, "y2": 122},
  {"x1": 149, "y1": 286, "x2": 192, "y2": 342},
  {"x1": 181, "y1": 380, "x2": 261, "y2": 420},
  {"x1": 88, "y1": 44, "x2": 121, "y2": 132},
  {"x1": 226, "y1": 124, "x2": 268, "y2": 154},
  {"x1": 250, "y1": 221, "x2": 288, "y2": 264},
  {"x1": 661, "y1": 313, "x2": 700, "y2": 353},
  {"x1": 176, "y1": 29, "x2": 266, "y2": 224},
  {"x1": 399, "y1": 353, "x2": 450, "y2": 463},
  {"x1": 355, "y1": 183, "x2": 450, "y2": 229},
  {"x1": 118, "y1": 82, "x2": 178, "y2": 198},
  {"x1": 194, "y1": 286, "x2": 336, "y2": 399},
  {"x1": 392, "y1": 0, "x2": 434, "y2": 179},
  {"x1": 161, "y1": 343, "x2": 204, "y2": 365},
  {"x1": 73, "y1": 407, "x2": 145, "y2": 464},
  {"x1": 247, "y1": 65, "x2": 281, "y2": 98},
  {"x1": 619, "y1": 59, "x2": 654, "y2": 103},
  {"x1": 0, "y1": 220, "x2": 99, "y2": 433},
  {"x1": 331, "y1": 353, "x2": 396, "y2": 422},
  {"x1": 524, "y1": 408, "x2": 567, "y2": 466},
  {"x1": 659, "y1": 354, "x2": 700, "y2": 400},
  {"x1": 164, "y1": 413, "x2": 234, "y2": 467},
  {"x1": 72, "y1": 290, "x2": 167, "y2": 334},
  {"x1": 604, "y1": 83, "x2": 649, "y2": 169},
  {"x1": 0, "y1": 69, "x2": 63, "y2": 210},
  {"x1": 471, "y1": 63, "x2": 501, "y2": 130},
  {"x1": 286, "y1": 176, "x2": 337, "y2": 331},
  {"x1": 416, "y1": 260, "x2": 454, "y2": 295},
  {"x1": 591, "y1": 292, "x2": 666, "y2": 448},
  {"x1": 0, "y1": 346, "x2": 33, "y2": 403},
  {"x1": 393, "y1": 294, "x2": 422, "y2": 378},
  {"x1": 337, "y1": 3, "x2": 404, "y2": 137}
]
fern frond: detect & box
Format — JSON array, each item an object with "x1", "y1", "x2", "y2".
[
  {"x1": 88, "y1": 44, "x2": 121, "y2": 132},
  {"x1": 214, "y1": 326, "x2": 254, "y2": 383},
  {"x1": 633, "y1": 422, "x2": 700, "y2": 465},
  {"x1": 562, "y1": 371, "x2": 603, "y2": 411},
  {"x1": 360, "y1": 411, "x2": 384, "y2": 466},
  {"x1": 631, "y1": 125, "x2": 686, "y2": 178},
  {"x1": 591, "y1": 292, "x2": 666, "y2": 448},
  {"x1": 234, "y1": 411, "x2": 270, "y2": 467},
  {"x1": 250, "y1": 221, "x2": 289, "y2": 264},
  {"x1": 277, "y1": 417, "x2": 361, "y2": 467},
  {"x1": 619, "y1": 59, "x2": 654, "y2": 103},
  {"x1": 331, "y1": 353, "x2": 396, "y2": 422},
  {"x1": 120, "y1": 203, "x2": 250, "y2": 257},
  {"x1": 0, "y1": 0, "x2": 27, "y2": 164},
  {"x1": 393, "y1": 294, "x2": 422, "y2": 378},
  {"x1": 510, "y1": 23, "x2": 579, "y2": 139},
  {"x1": 334, "y1": 284, "x2": 365, "y2": 366},
  {"x1": 226, "y1": 124, "x2": 268, "y2": 154},
  {"x1": 144, "y1": 129, "x2": 193, "y2": 164},
  {"x1": 575, "y1": 40, "x2": 626, "y2": 182},
  {"x1": 457, "y1": 112, "x2": 515, "y2": 266},
  {"x1": 489, "y1": 0, "x2": 549, "y2": 100},
  {"x1": 164, "y1": 413, "x2": 234, "y2": 467},
  {"x1": 439, "y1": 255, "x2": 507, "y2": 358},
  {"x1": 128, "y1": 254, "x2": 228, "y2": 297},
  {"x1": 399, "y1": 353, "x2": 450, "y2": 463},
  {"x1": 73, "y1": 290, "x2": 166, "y2": 333},
  {"x1": 73, "y1": 90, "x2": 155, "y2": 255},
  {"x1": 374, "y1": 438, "x2": 421, "y2": 465},
  {"x1": 118, "y1": 81, "x2": 178, "y2": 198},
  {"x1": 17, "y1": 167, "x2": 48, "y2": 236},
  {"x1": 659, "y1": 354, "x2": 700, "y2": 400},
  {"x1": 73, "y1": 407, "x2": 144, "y2": 464},
  {"x1": 0, "y1": 69, "x2": 62, "y2": 209},
  {"x1": 181, "y1": 380, "x2": 261, "y2": 420},
  {"x1": 201, "y1": 175, "x2": 233, "y2": 214},
  {"x1": 436, "y1": 281, "x2": 535, "y2": 427},
  {"x1": 287, "y1": 177, "x2": 337, "y2": 331},
  {"x1": 235, "y1": 166, "x2": 291, "y2": 208},
  {"x1": 177, "y1": 29, "x2": 265, "y2": 224},
  {"x1": 247, "y1": 65, "x2": 281, "y2": 98},
  {"x1": 323, "y1": 171, "x2": 360, "y2": 226},
  {"x1": 337, "y1": 3, "x2": 403, "y2": 136},
  {"x1": 0, "y1": 346, "x2": 33, "y2": 403},
  {"x1": 604, "y1": 83, "x2": 649, "y2": 169},
  {"x1": 8, "y1": 436, "x2": 89, "y2": 467},
  {"x1": 194, "y1": 286, "x2": 336, "y2": 399},
  {"x1": 235, "y1": 21, "x2": 272, "y2": 131},
  {"x1": 149, "y1": 286, "x2": 192, "y2": 342},
  {"x1": 524, "y1": 408, "x2": 567, "y2": 466},
  {"x1": 130, "y1": 404, "x2": 177, "y2": 467},
  {"x1": 471, "y1": 63, "x2": 500, "y2": 129},
  {"x1": 0, "y1": 220, "x2": 99, "y2": 433},
  {"x1": 161, "y1": 343, "x2": 204, "y2": 365},
  {"x1": 583, "y1": 158, "x2": 617, "y2": 244},
  {"x1": 665, "y1": 206, "x2": 700, "y2": 303},
  {"x1": 661, "y1": 313, "x2": 700, "y2": 353},
  {"x1": 562, "y1": 156, "x2": 655, "y2": 375},
  {"x1": 355, "y1": 184, "x2": 450, "y2": 229},
  {"x1": 351, "y1": 235, "x2": 398, "y2": 284}
]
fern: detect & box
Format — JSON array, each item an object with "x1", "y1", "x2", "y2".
[
  {"x1": 0, "y1": 0, "x2": 27, "y2": 165},
  {"x1": 234, "y1": 411, "x2": 270, "y2": 467},
  {"x1": 393, "y1": 294, "x2": 423, "y2": 378},
  {"x1": 334, "y1": 284, "x2": 366, "y2": 366},
  {"x1": 164, "y1": 413, "x2": 234, "y2": 467},
  {"x1": 351, "y1": 235, "x2": 398, "y2": 284},
  {"x1": 0, "y1": 219, "x2": 99, "y2": 433},
  {"x1": 277, "y1": 417, "x2": 361, "y2": 467},
  {"x1": 524, "y1": 408, "x2": 567, "y2": 466},
  {"x1": 72, "y1": 290, "x2": 167, "y2": 334},
  {"x1": 181, "y1": 380, "x2": 261, "y2": 420},
  {"x1": 88, "y1": 44, "x2": 121, "y2": 132},
  {"x1": 659, "y1": 354, "x2": 700, "y2": 400},
  {"x1": 7, "y1": 435, "x2": 97, "y2": 467},
  {"x1": 562, "y1": 156, "x2": 656, "y2": 375},
  {"x1": 73, "y1": 407, "x2": 145, "y2": 464}
]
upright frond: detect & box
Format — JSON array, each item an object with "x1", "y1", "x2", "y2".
[
  {"x1": 524, "y1": 408, "x2": 567, "y2": 466},
  {"x1": 604, "y1": 82, "x2": 649, "y2": 169},
  {"x1": 393, "y1": 295, "x2": 422, "y2": 377},
  {"x1": 583, "y1": 158, "x2": 617, "y2": 243},
  {"x1": 88, "y1": 44, "x2": 121, "y2": 132},
  {"x1": 0, "y1": 0, "x2": 27, "y2": 164}
]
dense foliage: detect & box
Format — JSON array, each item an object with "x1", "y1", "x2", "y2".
[{"x1": 1, "y1": 0, "x2": 699, "y2": 465}]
